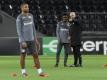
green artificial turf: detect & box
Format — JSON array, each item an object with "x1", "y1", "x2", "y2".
[{"x1": 0, "y1": 55, "x2": 107, "y2": 80}]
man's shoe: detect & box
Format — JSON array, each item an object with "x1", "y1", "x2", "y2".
[
  {"x1": 69, "y1": 64, "x2": 75, "y2": 67},
  {"x1": 54, "y1": 64, "x2": 58, "y2": 67},
  {"x1": 39, "y1": 73, "x2": 48, "y2": 77},
  {"x1": 22, "y1": 73, "x2": 28, "y2": 77},
  {"x1": 69, "y1": 64, "x2": 83, "y2": 67},
  {"x1": 75, "y1": 64, "x2": 83, "y2": 67},
  {"x1": 75, "y1": 64, "x2": 79, "y2": 67},
  {"x1": 64, "y1": 64, "x2": 68, "y2": 67},
  {"x1": 78, "y1": 64, "x2": 83, "y2": 67}
]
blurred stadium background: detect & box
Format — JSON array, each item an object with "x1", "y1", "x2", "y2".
[
  {"x1": 0, "y1": 0, "x2": 107, "y2": 55},
  {"x1": 0, "y1": 0, "x2": 107, "y2": 80}
]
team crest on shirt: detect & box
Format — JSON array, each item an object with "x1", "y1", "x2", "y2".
[
  {"x1": 22, "y1": 17, "x2": 26, "y2": 19},
  {"x1": 28, "y1": 16, "x2": 32, "y2": 19}
]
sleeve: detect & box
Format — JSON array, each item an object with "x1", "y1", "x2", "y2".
[
  {"x1": 32, "y1": 16, "x2": 36, "y2": 39},
  {"x1": 69, "y1": 24, "x2": 72, "y2": 37},
  {"x1": 16, "y1": 16, "x2": 24, "y2": 43},
  {"x1": 72, "y1": 16, "x2": 82, "y2": 32},
  {"x1": 74, "y1": 16, "x2": 81, "y2": 26},
  {"x1": 56, "y1": 23, "x2": 60, "y2": 41}
]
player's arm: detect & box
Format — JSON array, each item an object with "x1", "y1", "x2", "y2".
[
  {"x1": 56, "y1": 23, "x2": 61, "y2": 41},
  {"x1": 32, "y1": 16, "x2": 36, "y2": 39},
  {"x1": 16, "y1": 17, "x2": 27, "y2": 48},
  {"x1": 32, "y1": 16, "x2": 40, "y2": 52}
]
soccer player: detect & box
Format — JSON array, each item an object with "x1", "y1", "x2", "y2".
[
  {"x1": 16, "y1": 3, "x2": 48, "y2": 77},
  {"x1": 69, "y1": 12, "x2": 82, "y2": 67},
  {"x1": 55, "y1": 15, "x2": 70, "y2": 67}
]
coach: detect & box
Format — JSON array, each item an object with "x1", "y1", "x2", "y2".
[{"x1": 69, "y1": 12, "x2": 83, "y2": 67}]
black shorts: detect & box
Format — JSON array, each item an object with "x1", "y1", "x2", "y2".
[{"x1": 20, "y1": 41, "x2": 37, "y2": 54}]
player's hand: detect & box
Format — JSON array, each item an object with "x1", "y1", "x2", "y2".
[{"x1": 21, "y1": 42, "x2": 27, "y2": 48}]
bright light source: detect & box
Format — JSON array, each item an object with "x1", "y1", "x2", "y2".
[
  {"x1": 9, "y1": 5, "x2": 12, "y2": 9},
  {"x1": 40, "y1": 15, "x2": 43, "y2": 18},
  {"x1": 65, "y1": 5, "x2": 68, "y2": 10}
]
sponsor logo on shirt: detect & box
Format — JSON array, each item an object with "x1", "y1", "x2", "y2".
[
  {"x1": 60, "y1": 28, "x2": 69, "y2": 31},
  {"x1": 24, "y1": 22, "x2": 33, "y2": 26}
]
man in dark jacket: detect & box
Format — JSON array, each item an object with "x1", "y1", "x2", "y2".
[
  {"x1": 69, "y1": 12, "x2": 82, "y2": 67},
  {"x1": 55, "y1": 15, "x2": 70, "y2": 67}
]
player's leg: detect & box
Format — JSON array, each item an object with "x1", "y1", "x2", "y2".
[
  {"x1": 70, "y1": 46, "x2": 78, "y2": 67},
  {"x1": 20, "y1": 53, "x2": 28, "y2": 76},
  {"x1": 79, "y1": 55, "x2": 82, "y2": 67},
  {"x1": 55, "y1": 42, "x2": 63, "y2": 67},
  {"x1": 32, "y1": 53, "x2": 40, "y2": 69},
  {"x1": 73, "y1": 46, "x2": 82, "y2": 67},
  {"x1": 32, "y1": 53, "x2": 48, "y2": 77},
  {"x1": 28, "y1": 41, "x2": 48, "y2": 77},
  {"x1": 20, "y1": 53, "x2": 26, "y2": 70},
  {"x1": 63, "y1": 43, "x2": 69, "y2": 67},
  {"x1": 73, "y1": 46, "x2": 78, "y2": 66},
  {"x1": 20, "y1": 43, "x2": 28, "y2": 77},
  {"x1": 77, "y1": 46, "x2": 82, "y2": 67}
]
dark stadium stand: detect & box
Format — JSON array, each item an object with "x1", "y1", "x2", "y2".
[
  {"x1": 0, "y1": 14, "x2": 2, "y2": 23},
  {"x1": 0, "y1": 0, "x2": 107, "y2": 36}
]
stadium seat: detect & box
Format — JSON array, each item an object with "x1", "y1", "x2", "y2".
[{"x1": 0, "y1": 0, "x2": 107, "y2": 35}]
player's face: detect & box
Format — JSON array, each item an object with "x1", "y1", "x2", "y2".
[
  {"x1": 70, "y1": 12, "x2": 76, "y2": 19},
  {"x1": 21, "y1": 4, "x2": 29, "y2": 13},
  {"x1": 63, "y1": 16, "x2": 68, "y2": 22}
]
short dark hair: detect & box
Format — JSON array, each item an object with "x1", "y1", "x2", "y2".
[
  {"x1": 20, "y1": 2, "x2": 28, "y2": 8},
  {"x1": 63, "y1": 15, "x2": 68, "y2": 18},
  {"x1": 62, "y1": 12, "x2": 68, "y2": 16}
]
